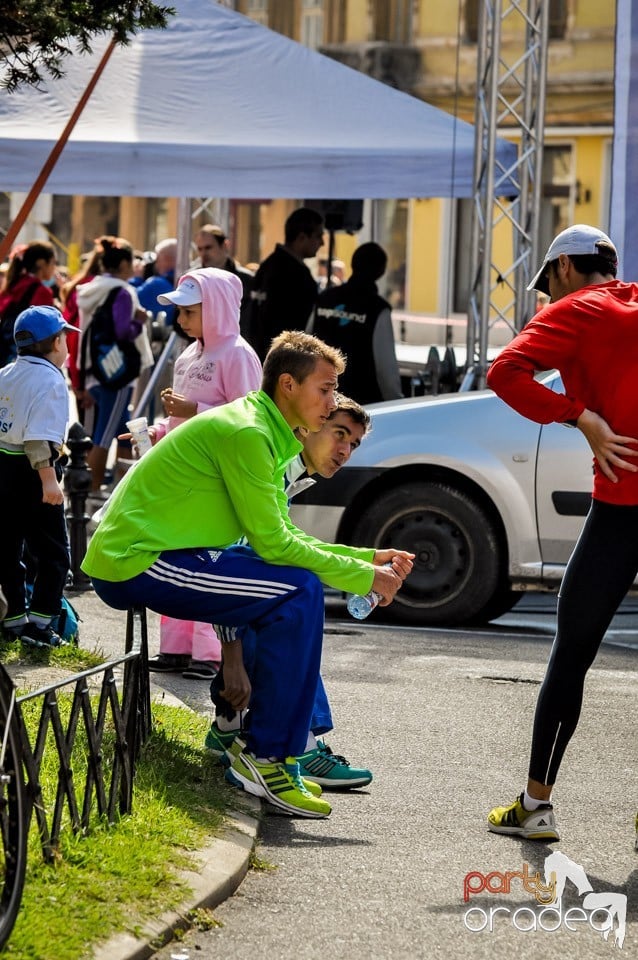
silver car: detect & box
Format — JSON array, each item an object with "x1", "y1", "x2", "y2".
[{"x1": 290, "y1": 372, "x2": 593, "y2": 626}]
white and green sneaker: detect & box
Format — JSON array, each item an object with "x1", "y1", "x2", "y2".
[
  {"x1": 488, "y1": 793, "x2": 559, "y2": 841},
  {"x1": 225, "y1": 751, "x2": 331, "y2": 818}
]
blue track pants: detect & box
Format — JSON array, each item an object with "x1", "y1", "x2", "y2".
[
  {"x1": 91, "y1": 545, "x2": 325, "y2": 759},
  {"x1": 211, "y1": 624, "x2": 333, "y2": 737}
]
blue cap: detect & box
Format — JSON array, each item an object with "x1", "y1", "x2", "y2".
[{"x1": 14, "y1": 305, "x2": 80, "y2": 347}]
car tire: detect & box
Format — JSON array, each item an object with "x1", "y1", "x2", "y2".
[
  {"x1": 349, "y1": 481, "x2": 502, "y2": 626},
  {"x1": 470, "y1": 584, "x2": 521, "y2": 624}
]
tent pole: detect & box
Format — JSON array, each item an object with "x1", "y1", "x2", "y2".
[
  {"x1": 326, "y1": 228, "x2": 335, "y2": 290},
  {"x1": 176, "y1": 197, "x2": 193, "y2": 277},
  {"x1": 0, "y1": 37, "x2": 117, "y2": 263}
]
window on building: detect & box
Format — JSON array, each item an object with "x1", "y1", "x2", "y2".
[
  {"x1": 269, "y1": 0, "x2": 295, "y2": 37},
  {"x1": 539, "y1": 144, "x2": 574, "y2": 253},
  {"x1": 146, "y1": 198, "x2": 170, "y2": 250},
  {"x1": 241, "y1": 0, "x2": 268, "y2": 26},
  {"x1": 373, "y1": 0, "x2": 413, "y2": 45},
  {"x1": 452, "y1": 145, "x2": 575, "y2": 313},
  {"x1": 324, "y1": 0, "x2": 346, "y2": 44},
  {"x1": 301, "y1": 0, "x2": 324, "y2": 48},
  {"x1": 548, "y1": 0, "x2": 568, "y2": 40},
  {"x1": 464, "y1": 0, "x2": 568, "y2": 44},
  {"x1": 452, "y1": 198, "x2": 473, "y2": 314},
  {"x1": 374, "y1": 198, "x2": 409, "y2": 309}
]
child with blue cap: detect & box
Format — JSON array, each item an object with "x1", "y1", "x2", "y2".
[{"x1": 0, "y1": 305, "x2": 79, "y2": 647}]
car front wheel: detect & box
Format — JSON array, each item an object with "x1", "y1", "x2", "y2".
[{"x1": 349, "y1": 481, "x2": 502, "y2": 626}]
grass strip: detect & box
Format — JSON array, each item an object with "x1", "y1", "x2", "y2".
[
  {"x1": 4, "y1": 700, "x2": 235, "y2": 960},
  {"x1": 0, "y1": 639, "x2": 105, "y2": 672}
]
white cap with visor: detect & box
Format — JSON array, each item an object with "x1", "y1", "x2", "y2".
[
  {"x1": 527, "y1": 224, "x2": 618, "y2": 296},
  {"x1": 157, "y1": 277, "x2": 202, "y2": 307}
]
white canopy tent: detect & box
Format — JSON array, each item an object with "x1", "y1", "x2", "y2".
[{"x1": 0, "y1": 0, "x2": 516, "y2": 200}]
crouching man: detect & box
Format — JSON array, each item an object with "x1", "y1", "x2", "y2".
[{"x1": 82, "y1": 331, "x2": 413, "y2": 819}]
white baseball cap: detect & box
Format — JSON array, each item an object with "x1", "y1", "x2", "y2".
[
  {"x1": 157, "y1": 277, "x2": 201, "y2": 307},
  {"x1": 527, "y1": 224, "x2": 618, "y2": 295}
]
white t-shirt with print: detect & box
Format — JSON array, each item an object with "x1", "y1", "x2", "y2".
[{"x1": 0, "y1": 356, "x2": 70, "y2": 449}]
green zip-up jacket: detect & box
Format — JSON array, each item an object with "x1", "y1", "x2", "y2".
[{"x1": 82, "y1": 390, "x2": 375, "y2": 595}]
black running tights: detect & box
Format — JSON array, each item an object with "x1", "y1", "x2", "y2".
[{"x1": 529, "y1": 499, "x2": 638, "y2": 785}]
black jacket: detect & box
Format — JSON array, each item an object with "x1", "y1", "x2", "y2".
[
  {"x1": 313, "y1": 277, "x2": 392, "y2": 404},
  {"x1": 249, "y1": 245, "x2": 318, "y2": 360}
]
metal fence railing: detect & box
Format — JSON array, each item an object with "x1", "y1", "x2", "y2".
[{"x1": 0, "y1": 606, "x2": 151, "y2": 948}]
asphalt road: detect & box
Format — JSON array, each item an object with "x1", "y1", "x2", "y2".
[{"x1": 147, "y1": 596, "x2": 638, "y2": 960}]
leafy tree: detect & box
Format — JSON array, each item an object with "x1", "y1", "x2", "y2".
[{"x1": 0, "y1": 1, "x2": 175, "y2": 91}]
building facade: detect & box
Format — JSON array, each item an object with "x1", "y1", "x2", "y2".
[{"x1": 7, "y1": 1, "x2": 615, "y2": 324}]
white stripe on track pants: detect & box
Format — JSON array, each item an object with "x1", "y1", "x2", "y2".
[{"x1": 91, "y1": 544, "x2": 324, "y2": 759}]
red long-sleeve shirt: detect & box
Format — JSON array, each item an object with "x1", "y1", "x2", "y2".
[
  {"x1": 487, "y1": 280, "x2": 638, "y2": 505},
  {"x1": 0, "y1": 274, "x2": 54, "y2": 316}
]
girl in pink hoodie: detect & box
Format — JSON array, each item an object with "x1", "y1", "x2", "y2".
[{"x1": 148, "y1": 267, "x2": 262, "y2": 679}]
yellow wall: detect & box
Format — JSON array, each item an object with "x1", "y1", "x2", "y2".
[
  {"x1": 260, "y1": 199, "x2": 295, "y2": 258},
  {"x1": 333, "y1": 232, "x2": 358, "y2": 274},
  {"x1": 408, "y1": 198, "x2": 442, "y2": 313},
  {"x1": 119, "y1": 198, "x2": 147, "y2": 250},
  {"x1": 572, "y1": 136, "x2": 608, "y2": 226},
  {"x1": 344, "y1": 0, "x2": 368, "y2": 43}
]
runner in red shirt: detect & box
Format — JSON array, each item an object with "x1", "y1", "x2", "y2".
[{"x1": 485, "y1": 224, "x2": 638, "y2": 845}]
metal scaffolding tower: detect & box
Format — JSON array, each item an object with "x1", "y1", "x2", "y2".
[{"x1": 465, "y1": 0, "x2": 550, "y2": 389}]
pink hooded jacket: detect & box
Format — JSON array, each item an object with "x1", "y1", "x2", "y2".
[{"x1": 153, "y1": 267, "x2": 262, "y2": 440}]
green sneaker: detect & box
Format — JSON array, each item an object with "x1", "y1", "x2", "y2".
[
  {"x1": 204, "y1": 722, "x2": 237, "y2": 763},
  {"x1": 488, "y1": 793, "x2": 560, "y2": 841},
  {"x1": 211, "y1": 728, "x2": 322, "y2": 796},
  {"x1": 225, "y1": 751, "x2": 331, "y2": 818},
  {"x1": 297, "y1": 740, "x2": 372, "y2": 790}
]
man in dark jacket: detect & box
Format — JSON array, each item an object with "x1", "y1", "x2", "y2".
[
  {"x1": 193, "y1": 224, "x2": 254, "y2": 341},
  {"x1": 250, "y1": 207, "x2": 324, "y2": 361},
  {"x1": 309, "y1": 242, "x2": 403, "y2": 405}
]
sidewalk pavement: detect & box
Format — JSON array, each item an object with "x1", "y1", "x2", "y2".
[{"x1": 5, "y1": 587, "x2": 261, "y2": 960}]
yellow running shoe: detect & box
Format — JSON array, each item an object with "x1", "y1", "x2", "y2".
[
  {"x1": 488, "y1": 793, "x2": 560, "y2": 841},
  {"x1": 221, "y1": 735, "x2": 322, "y2": 796},
  {"x1": 225, "y1": 751, "x2": 331, "y2": 818}
]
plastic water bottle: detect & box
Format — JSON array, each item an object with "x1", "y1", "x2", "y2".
[
  {"x1": 347, "y1": 562, "x2": 393, "y2": 620},
  {"x1": 347, "y1": 589, "x2": 382, "y2": 620}
]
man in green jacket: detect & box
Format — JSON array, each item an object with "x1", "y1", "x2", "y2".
[{"x1": 83, "y1": 330, "x2": 412, "y2": 819}]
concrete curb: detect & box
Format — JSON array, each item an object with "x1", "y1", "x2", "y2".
[{"x1": 92, "y1": 798, "x2": 261, "y2": 960}]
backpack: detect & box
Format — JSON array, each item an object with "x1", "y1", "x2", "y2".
[
  {"x1": 80, "y1": 287, "x2": 141, "y2": 390},
  {"x1": 0, "y1": 278, "x2": 40, "y2": 368},
  {"x1": 53, "y1": 595, "x2": 80, "y2": 645},
  {"x1": 25, "y1": 585, "x2": 80, "y2": 645}
]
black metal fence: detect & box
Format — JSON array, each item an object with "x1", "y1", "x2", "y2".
[{"x1": 0, "y1": 606, "x2": 151, "y2": 946}]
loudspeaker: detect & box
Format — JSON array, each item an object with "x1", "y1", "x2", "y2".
[{"x1": 304, "y1": 199, "x2": 364, "y2": 234}]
